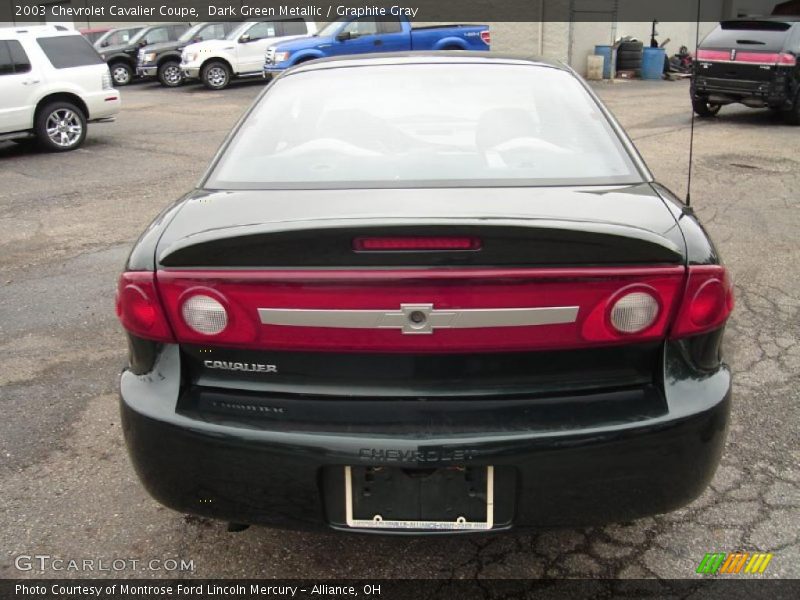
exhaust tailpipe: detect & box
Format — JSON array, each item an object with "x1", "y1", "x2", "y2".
[
  {"x1": 707, "y1": 94, "x2": 736, "y2": 105},
  {"x1": 741, "y1": 97, "x2": 767, "y2": 108}
]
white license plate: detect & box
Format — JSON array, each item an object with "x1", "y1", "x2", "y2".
[{"x1": 344, "y1": 465, "x2": 494, "y2": 530}]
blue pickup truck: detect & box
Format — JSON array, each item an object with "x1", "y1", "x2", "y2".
[{"x1": 263, "y1": 16, "x2": 490, "y2": 74}]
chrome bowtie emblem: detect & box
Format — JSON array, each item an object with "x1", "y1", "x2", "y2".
[{"x1": 258, "y1": 304, "x2": 579, "y2": 335}]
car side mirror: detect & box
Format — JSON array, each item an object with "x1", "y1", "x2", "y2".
[
  {"x1": 100, "y1": 40, "x2": 109, "y2": 47},
  {"x1": 239, "y1": 34, "x2": 251, "y2": 43},
  {"x1": 335, "y1": 31, "x2": 352, "y2": 42},
  {"x1": 138, "y1": 40, "x2": 148, "y2": 47}
]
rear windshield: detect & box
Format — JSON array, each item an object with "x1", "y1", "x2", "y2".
[
  {"x1": 701, "y1": 21, "x2": 793, "y2": 51},
  {"x1": 37, "y1": 36, "x2": 104, "y2": 69},
  {"x1": 206, "y1": 64, "x2": 642, "y2": 190}
]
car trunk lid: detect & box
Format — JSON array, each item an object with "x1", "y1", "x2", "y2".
[{"x1": 153, "y1": 184, "x2": 685, "y2": 397}]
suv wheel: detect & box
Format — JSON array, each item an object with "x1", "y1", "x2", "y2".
[
  {"x1": 202, "y1": 61, "x2": 231, "y2": 90},
  {"x1": 111, "y1": 62, "x2": 133, "y2": 86},
  {"x1": 782, "y1": 97, "x2": 800, "y2": 126},
  {"x1": 158, "y1": 60, "x2": 183, "y2": 87},
  {"x1": 35, "y1": 102, "x2": 87, "y2": 152},
  {"x1": 692, "y1": 98, "x2": 721, "y2": 117}
]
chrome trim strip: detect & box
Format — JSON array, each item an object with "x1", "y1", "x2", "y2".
[
  {"x1": 699, "y1": 59, "x2": 776, "y2": 66},
  {"x1": 258, "y1": 304, "x2": 579, "y2": 334},
  {"x1": 345, "y1": 466, "x2": 494, "y2": 531}
]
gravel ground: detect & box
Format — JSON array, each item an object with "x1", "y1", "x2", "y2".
[{"x1": 0, "y1": 76, "x2": 798, "y2": 579}]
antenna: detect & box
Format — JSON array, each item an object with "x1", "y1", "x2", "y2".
[{"x1": 685, "y1": 0, "x2": 702, "y2": 207}]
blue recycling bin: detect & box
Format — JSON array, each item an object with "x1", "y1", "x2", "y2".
[
  {"x1": 641, "y1": 47, "x2": 666, "y2": 80},
  {"x1": 594, "y1": 45, "x2": 613, "y2": 79}
]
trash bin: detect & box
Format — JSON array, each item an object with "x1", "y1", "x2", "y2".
[
  {"x1": 594, "y1": 45, "x2": 613, "y2": 79},
  {"x1": 641, "y1": 47, "x2": 666, "y2": 80}
]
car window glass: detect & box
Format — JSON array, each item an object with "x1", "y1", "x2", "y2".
[
  {"x1": 702, "y1": 21, "x2": 792, "y2": 52},
  {"x1": 0, "y1": 42, "x2": 13, "y2": 76},
  {"x1": 144, "y1": 28, "x2": 169, "y2": 44},
  {"x1": 8, "y1": 40, "x2": 31, "y2": 73},
  {"x1": 171, "y1": 25, "x2": 189, "y2": 39},
  {"x1": 209, "y1": 64, "x2": 642, "y2": 189},
  {"x1": 280, "y1": 19, "x2": 308, "y2": 36},
  {"x1": 245, "y1": 22, "x2": 278, "y2": 40},
  {"x1": 110, "y1": 28, "x2": 139, "y2": 45},
  {"x1": 196, "y1": 23, "x2": 227, "y2": 41},
  {"x1": 343, "y1": 19, "x2": 379, "y2": 37},
  {"x1": 381, "y1": 18, "x2": 403, "y2": 34},
  {"x1": 37, "y1": 36, "x2": 104, "y2": 69}
]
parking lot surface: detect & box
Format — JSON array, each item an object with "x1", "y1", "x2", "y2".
[{"x1": 1, "y1": 78, "x2": 798, "y2": 579}]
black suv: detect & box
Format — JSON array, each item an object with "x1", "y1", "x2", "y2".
[
  {"x1": 98, "y1": 23, "x2": 190, "y2": 86},
  {"x1": 137, "y1": 22, "x2": 238, "y2": 87},
  {"x1": 692, "y1": 17, "x2": 800, "y2": 124}
]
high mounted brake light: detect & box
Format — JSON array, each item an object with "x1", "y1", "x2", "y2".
[{"x1": 353, "y1": 237, "x2": 481, "y2": 251}]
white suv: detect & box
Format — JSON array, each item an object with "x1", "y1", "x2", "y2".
[
  {"x1": 180, "y1": 18, "x2": 317, "y2": 90},
  {"x1": 0, "y1": 26, "x2": 120, "y2": 152}
]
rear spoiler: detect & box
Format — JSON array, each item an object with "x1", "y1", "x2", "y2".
[{"x1": 720, "y1": 20, "x2": 792, "y2": 31}]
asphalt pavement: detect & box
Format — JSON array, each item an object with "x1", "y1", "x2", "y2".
[{"x1": 0, "y1": 77, "x2": 798, "y2": 579}]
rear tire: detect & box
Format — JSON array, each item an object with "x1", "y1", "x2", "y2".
[
  {"x1": 782, "y1": 98, "x2": 800, "y2": 125},
  {"x1": 158, "y1": 60, "x2": 183, "y2": 87},
  {"x1": 110, "y1": 62, "x2": 133, "y2": 86},
  {"x1": 35, "y1": 101, "x2": 87, "y2": 152},
  {"x1": 617, "y1": 50, "x2": 642, "y2": 61},
  {"x1": 692, "y1": 98, "x2": 722, "y2": 117},
  {"x1": 618, "y1": 40, "x2": 644, "y2": 53},
  {"x1": 202, "y1": 61, "x2": 231, "y2": 90}
]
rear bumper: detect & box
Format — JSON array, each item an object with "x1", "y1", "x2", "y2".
[
  {"x1": 83, "y1": 90, "x2": 121, "y2": 121},
  {"x1": 692, "y1": 76, "x2": 793, "y2": 107},
  {"x1": 120, "y1": 344, "x2": 731, "y2": 533}
]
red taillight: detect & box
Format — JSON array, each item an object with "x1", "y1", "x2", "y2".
[
  {"x1": 116, "y1": 272, "x2": 174, "y2": 342},
  {"x1": 139, "y1": 266, "x2": 732, "y2": 352},
  {"x1": 697, "y1": 48, "x2": 797, "y2": 66},
  {"x1": 697, "y1": 49, "x2": 730, "y2": 61},
  {"x1": 155, "y1": 267, "x2": 686, "y2": 353},
  {"x1": 736, "y1": 51, "x2": 793, "y2": 64},
  {"x1": 480, "y1": 30, "x2": 491, "y2": 46},
  {"x1": 671, "y1": 265, "x2": 734, "y2": 339},
  {"x1": 353, "y1": 237, "x2": 481, "y2": 251}
]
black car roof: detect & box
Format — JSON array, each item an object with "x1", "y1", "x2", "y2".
[{"x1": 287, "y1": 52, "x2": 568, "y2": 75}]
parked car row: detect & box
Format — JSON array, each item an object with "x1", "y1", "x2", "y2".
[{"x1": 81, "y1": 16, "x2": 490, "y2": 91}]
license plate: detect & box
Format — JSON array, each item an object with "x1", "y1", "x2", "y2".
[{"x1": 344, "y1": 465, "x2": 494, "y2": 531}]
